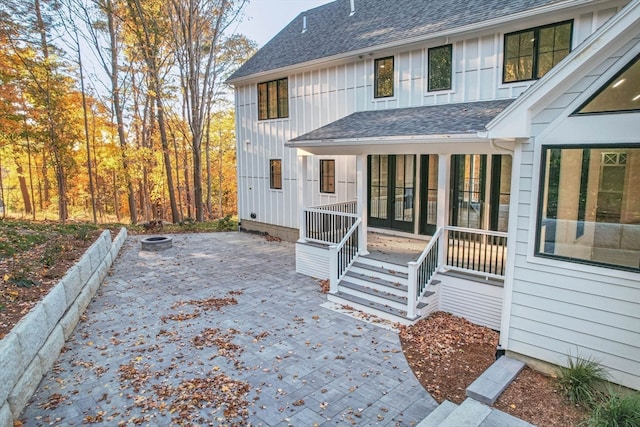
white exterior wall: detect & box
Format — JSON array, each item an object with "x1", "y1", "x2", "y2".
[
  {"x1": 234, "y1": 3, "x2": 622, "y2": 230},
  {"x1": 506, "y1": 38, "x2": 640, "y2": 390}
]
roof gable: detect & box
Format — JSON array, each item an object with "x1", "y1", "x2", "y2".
[{"x1": 229, "y1": 0, "x2": 573, "y2": 82}]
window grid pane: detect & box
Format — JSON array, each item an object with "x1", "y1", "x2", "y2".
[
  {"x1": 375, "y1": 57, "x2": 394, "y2": 98},
  {"x1": 503, "y1": 21, "x2": 572, "y2": 83},
  {"x1": 537, "y1": 146, "x2": 640, "y2": 271},
  {"x1": 428, "y1": 44, "x2": 452, "y2": 91},
  {"x1": 320, "y1": 160, "x2": 335, "y2": 193},
  {"x1": 257, "y1": 78, "x2": 289, "y2": 120},
  {"x1": 270, "y1": 159, "x2": 282, "y2": 189}
]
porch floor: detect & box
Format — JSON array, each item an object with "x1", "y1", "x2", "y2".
[{"x1": 366, "y1": 232, "x2": 429, "y2": 265}]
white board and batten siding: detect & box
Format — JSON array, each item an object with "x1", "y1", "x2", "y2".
[
  {"x1": 507, "y1": 38, "x2": 640, "y2": 390},
  {"x1": 438, "y1": 275, "x2": 503, "y2": 331},
  {"x1": 235, "y1": 5, "x2": 619, "y2": 230}
]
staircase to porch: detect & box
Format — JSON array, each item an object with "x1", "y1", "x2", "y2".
[
  {"x1": 328, "y1": 252, "x2": 440, "y2": 325},
  {"x1": 299, "y1": 201, "x2": 508, "y2": 326}
]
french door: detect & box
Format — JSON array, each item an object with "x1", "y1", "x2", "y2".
[{"x1": 368, "y1": 155, "x2": 415, "y2": 232}]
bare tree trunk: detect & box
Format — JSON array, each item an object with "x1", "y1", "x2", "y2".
[
  {"x1": 15, "y1": 162, "x2": 33, "y2": 214},
  {"x1": 205, "y1": 114, "x2": 212, "y2": 219},
  {"x1": 171, "y1": 130, "x2": 184, "y2": 220},
  {"x1": 34, "y1": 0, "x2": 67, "y2": 221}
]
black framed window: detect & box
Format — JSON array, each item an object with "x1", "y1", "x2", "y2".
[
  {"x1": 320, "y1": 160, "x2": 335, "y2": 193},
  {"x1": 536, "y1": 145, "x2": 640, "y2": 271},
  {"x1": 258, "y1": 78, "x2": 288, "y2": 120},
  {"x1": 269, "y1": 159, "x2": 282, "y2": 189},
  {"x1": 374, "y1": 56, "x2": 394, "y2": 98},
  {"x1": 503, "y1": 21, "x2": 572, "y2": 83},
  {"x1": 428, "y1": 44, "x2": 452, "y2": 91},
  {"x1": 575, "y1": 54, "x2": 640, "y2": 115}
]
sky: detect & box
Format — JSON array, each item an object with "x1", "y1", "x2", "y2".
[{"x1": 234, "y1": 0, "x2": 334, "y2": 47}]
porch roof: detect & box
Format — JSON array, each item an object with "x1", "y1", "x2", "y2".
[{"x1": 287, "y1": 100, "x2": 513, "y2": 147}]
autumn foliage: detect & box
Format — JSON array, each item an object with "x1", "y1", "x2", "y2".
[{"x1": 0, "y1": 0, "x2": 255, "y2": 224}]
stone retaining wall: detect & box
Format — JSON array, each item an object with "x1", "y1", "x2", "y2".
[{"x1": 0, "y1": 227, "x2": 128, "y2": 426}]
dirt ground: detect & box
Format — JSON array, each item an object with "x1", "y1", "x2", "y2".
[
  {"x1": 0, "y1": 231, "x2": 102, "y2": 338},
  {"x1": 399, "y1": 311, "x2": 589, "y2": 426}
]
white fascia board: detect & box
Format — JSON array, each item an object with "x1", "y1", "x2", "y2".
[
  {"x1": 227, "y1": 0, "x2": 599, "y2": 85},
  {"x1": 486, "y1": 0, "x2": 640, "y2": 139},
  {"x1": 286, "y1": 133, "x2": 480, "y2": 148}
]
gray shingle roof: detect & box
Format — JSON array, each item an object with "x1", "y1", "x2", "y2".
[
  {"x1": 229, "y1": 0, "x2": 567, "y2": 81},
  {"x1": 288, "y1": 100, "x2": 513, "y2": 143}
]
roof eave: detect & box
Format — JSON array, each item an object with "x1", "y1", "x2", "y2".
[
  {"x1": 228, "y1": 0, "x2": 600, "y2": 85},
  {"x1": 286, "y1": 132, "x2": 482, "y2": 147}
]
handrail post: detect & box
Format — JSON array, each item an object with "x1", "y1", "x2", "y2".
[
  {"x1": 438, "y1": 227, "x2": 446, "y2": 270},
  {"x1": 329, "y1": 244, "x2": 338, "y2": 294},
  {"x1": 407, "y1": 261, "x2": 418, "y2": 319},
  {"x1": 300, "y1": 208, "x2": 307, "y2": 241}
]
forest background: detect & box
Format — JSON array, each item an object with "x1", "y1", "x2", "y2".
[{"x1": 0, "y1": 0, "x2": 256, "y2": 224}]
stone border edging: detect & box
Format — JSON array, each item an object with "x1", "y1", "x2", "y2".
[{"x1": 0, "y1": 227, "x2": 128, "y2": 426}]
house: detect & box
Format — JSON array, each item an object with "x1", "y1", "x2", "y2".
[{"x1": 227, "y1": 0, "x2": 639, "y2": 391}]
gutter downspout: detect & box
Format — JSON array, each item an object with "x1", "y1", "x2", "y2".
[{"x1": 484, "y1": 134, "x2": 519, "y2": 357}]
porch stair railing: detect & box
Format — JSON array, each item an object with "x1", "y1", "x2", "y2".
[
  {"x1": 407, "y1": 227, "x2": 443, "y2": 319},
  {"x1": 328, "y1": 218, "x2": 361, "y2": 293}
]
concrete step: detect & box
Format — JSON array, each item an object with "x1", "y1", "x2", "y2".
[
  {"x1": 466, "y1": 356, "x2": 525, "y2": 405},
  {"x1": 417, "y1": 400, "x2": 458, "y2": 427},
  {"x1": 420, "y1": 398, "x2": 534, "y2": 427}
]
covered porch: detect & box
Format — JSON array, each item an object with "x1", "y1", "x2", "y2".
[{"x1": 287, "y1": 101, "x2": 516, "y2": 326}]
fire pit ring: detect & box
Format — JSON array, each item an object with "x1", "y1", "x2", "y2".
[{"x1": 141, "y1": 236, "x2": 173, "y2": 251}]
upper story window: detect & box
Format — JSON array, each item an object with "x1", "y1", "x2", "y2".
[
  {"x1": 258, "y1": 78, "x2": 288, "y2": 120},
  {"x1": 428, "y1": 44, "x2": 452, "y2": 92},
  {"x1": 575, "y1": 54, "x2": 640, "y2": 114},
  {"x1": 269, "y1": 159, "x2": 282, "y2": 189},
  {"x1": 536, "y1": 145, "x2": 640, "y2": 272},
  {"x1": 374, "y1": 56, "x2": 394, "y2": 98},
  {"x1": 320, "y1": 160, "x2": 335, "y2": 193},
  {"x1": 503, "y1": 20, "x2": 572, "y2": 83}
]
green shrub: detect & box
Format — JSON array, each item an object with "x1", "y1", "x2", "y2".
[
  {"x1": 588, "y1": 390, "x2": 640, "y2": 427},
  {"x1": 557, "y1": 354, "x2": 607, "y2": 405}
]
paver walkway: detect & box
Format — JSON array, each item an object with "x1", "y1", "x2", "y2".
[{"x1": 21, "y1": 232, "x2": 436, "y2": 426}]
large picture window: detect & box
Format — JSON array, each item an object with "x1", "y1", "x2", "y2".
[
  {"x1": 269, "y1": 159, "x2": 282, "y2": 190},
  {"x1": 374, "y1": 56, "x2": 394, "y2": 98},
  {"x1": 575, "y1": 54, "x2": 640, "y2": 114},
  {"x1": 319, "y1": 160, "x2": 335, "y2": 193},
  {"x1": 503, "y1": 21, "x2": 572, "y2": 83},
  {"x1": 536, "y1": 145, "x2": 640, "y2": 271},
  {"x1": 428, "y1": 44, "x2": 452, "y2": 91},
  {"x1": 258, "y1": 78, "x2": 288, "y2": 120}
]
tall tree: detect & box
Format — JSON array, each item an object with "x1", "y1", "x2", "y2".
[
  {"x1": 167, "y1": 0, "x2": 250, "y2": 221},
  {"x1": 125, "y1": 0, "x2": 180, "y2": 223}
]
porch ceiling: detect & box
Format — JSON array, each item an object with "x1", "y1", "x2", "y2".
[{"x1": 286, "y1": 99, "x2": 514, "y2": 153}]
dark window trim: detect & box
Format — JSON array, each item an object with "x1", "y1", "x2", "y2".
[
  {"x1": 535, "y1": 143, "x2": 640, "y2": 273},
  {"x1": 269, "y1": 159, "x2": 282, "y2": 190},
  {"x1": 258, "y1": 78, "x2": 288, "y2": 120},
  {"x1": 374, "y1": 56, "x2": 394, "y2": 98},
  {"x1": 319, "y1": 159, "x2": 336, "y2": 194},
  {"x1": 572, "y1": 52, "x2": 640, "y2": 116},
  {"x1": 502, "y1": 20, "x2": 573, "y2": 84},
  {"x1": 428, "y1": 44, "x2": 453, "y2": 92}
]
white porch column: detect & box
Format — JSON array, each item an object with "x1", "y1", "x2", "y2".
[
  {"x1": 297, "y1": 154, "x2": 309, "y2": 242},
  {"x1": 356, "y1": 154, "x2": 369, "y2": 255},
  {"x1": 437, "y1": 154, "x2": 451, "y2": 265}
]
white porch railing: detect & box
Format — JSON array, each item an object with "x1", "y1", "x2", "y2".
[
  {"x1": 303, "y1": 202, "x2": 358, "y2": 244},
  {"x1": 309, "y1": 200, "x2": 357, "y2": 214},
  {"x1": 407, "y1": 226, "x2": 507, "y2": 318}
]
